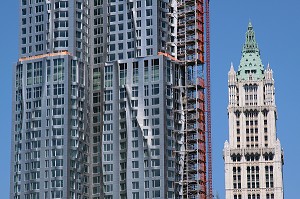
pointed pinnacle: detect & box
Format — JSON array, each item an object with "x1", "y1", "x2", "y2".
[
  {"x1": 230, "y1": 62, "x2": 234, "y2": 71},
  {"x1": 248, "y1": 20, "x2": 253, "y2": 29}
]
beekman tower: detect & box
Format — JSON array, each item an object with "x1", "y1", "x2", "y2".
[
  {"x1": 223, "y1": 23, "x2": 284, "y2": 199},
  {"x1": 11, "y1": 0, "x2": 210, "y2": 199},
  {"x1": 11, "y1": 1, "x2": 91, "y2": 199}
]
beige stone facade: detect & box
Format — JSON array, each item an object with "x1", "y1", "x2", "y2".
[{"x1": 223, "y1": 23, "x2": 284, "y2": 199}]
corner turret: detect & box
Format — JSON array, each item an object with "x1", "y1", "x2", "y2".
[
  {"x1": 228, "y1": 62, "x2": 236, "y2": 84},
  {"x1": 265, "y1": 63, "x2": 274, "y2": 81}
]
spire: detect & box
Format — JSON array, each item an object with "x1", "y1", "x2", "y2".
[
  {"x1": 237, "y1": 22, "x2": 264, "y2": 81},
  {"x1": 229, "y1": 62, "x2": 235, "y2": 72},
  {"x1": 243, "y1": 21, "x2": 259, "y2": 54},
  {"x1": 267, "y1": 62, "x2": 271, "y2": 70},
  {"x1": 228, "y1": 62, "x2": 236, "y2": 84},
  {"x1": 248, "y1": 20, "x2": 252, "y2": 27}
]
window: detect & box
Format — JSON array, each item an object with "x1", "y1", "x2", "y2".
[
  {"x1": 265, "y1": 166, "x2": 274, "y2": 188},
  {"x1": 144, "y1": 85, "x2": 149, "y2": 96},
  {"x1": 144, "y1": 60, "x2": 149, "y2": 82},
  {"x1": 104, "y1": 103, "x2": 113, "y2": 111},
  {"x1": 152, "y1": 98, "x2": 159, "y2": 105},
  {"x1": 146, "y1": 28, "x2": 153, "y2": 36},
  {"x1": 146, "y1": 38, "x2": 153, "y2": 46},
  {"x1": 152, "y1": 128, "x2": 160, "y2": 136},
  {"x1": 54, "y1": 11, "x2": 68, "y2": 18},
  {"x1": 144, "y1": 119, "x2": 149, "y2": 126},
  {"x1": 146, "y1": 0, "x2": 152, "y2": 6},
  {"x1": 146, "y1": 9, "x2": 152, "y2": 16},
  {"x1": 119, "y1": 88, "x2": 127, "y2": 99},
  {"x1": 152, "y1": 84, "x2": 159, "y2": 95},
  {"x1": 104, "y1": 90, "x2": 113, "y2": 101},
  {"x1": 151, "y1": 159, "x2": 160, "y2": 167},
  {"x1": 104, "y1": 123, "x2": 113, "y2": 131},
  {"x1": 152, "y1": 180, "x2": 160, "y2": 187},
  {"x1": 132, "y1": 151, "x2": 139, "y2": 158},
  {"x1": 26, "y1": 63, "x2": 33, "y2": 85},
  {"x1": 146, "y1": 19, "x2": 152, "y2": 26},
  {"x1": 152, "y1": 118, "x2": 160, "y2": 126},
  {"x1": 143, "y1": 129, "x2": 148, "y2": 136},
  {"x1": 247, "y1": 166, "x2": 260, "y2": 188},
  {"x1": 151, "y1": 149, "x2": 160, "y2": 156},
  {"x1": 144, "y1": 109, "x2": 149, "y2": 117},
  {"x1": 53, "y1": 84, "x2": 64, "y2": 95},
  {"x1": 145, "y1": 181, "x2": 149, "y2": 189},
  {"x1": 152, "y1": 108, "x2": 159, "y2": 115},
  {"x1": 132, "y1": 140, "x2": 138, "y2": 148},
  {"x1": 120, "y1": 63, "x2": 127, "y2": 85},
  {"x1": 133, "y1": 62, "x2": 139, "y2": 83},
  {"x1": 132, "y1": 161, "x2": 139, "y2": 168},
  {"x1": 233, "y1": 167, "x2": 241, "y2": 189},
  {"x1": 132, "y1": 86, "x2": 138, "y2": 97},
  {"x1": 147, "y1": 48, "x2": 153, "y2": 55},
  {"x1": 132, "y1": 182, "x2": 139, "y2": 189},
  {"x1": 51, "y1": 190, "x2": 63, "y2": 198},
  {"x1": 144, "y1": 99, "x2": 149, "y2": 106},
  {"x1": 234, "y1": 195, "x2": 242, "y2": 199},
  {"x1": 53, "y1": 108, "x2": 64, "y2": 115},
  {"x1": 54, "y1": 1, "x2": 69, "y2": 9},
  {"x1": 131, "y1": 100, "x2": 138, "y2": 107},
  {"x1": 151, "y1": 138, "x2": 159, "y2": 146},
  {"x1": 104, "y1": 144, "x2": 113, "y2": 151},
  {"x1": 144, "y1": 170, "x2": 149, "y2": 177},
  {"x1": 153, "y1": 190, "x2": 160, "y2": 198},
  {"x1": 53, "y1": 58, "x2": 64, "y2": 81},
  {"x1": 133, "y1": 192, "x2": 139, "y2": 199},
  {"x1": 54, "y1": 40, "x2": 68, "y2": 48}
]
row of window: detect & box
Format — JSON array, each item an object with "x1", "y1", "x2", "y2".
[
  {"x1": 234, "y1": 193, "x2": 275, "y2": 199},
  {"x1": 232, "y1": 153, "x2": 274, "y2": 162},
  {"x1": 232, "y1": 166, "x2": 274, "y2": 189}
]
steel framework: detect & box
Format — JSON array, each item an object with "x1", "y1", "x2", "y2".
[{"x1": 172, "y1": 0, "x2": 212, "y2": 198}]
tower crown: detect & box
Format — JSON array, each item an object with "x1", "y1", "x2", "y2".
[{"x1": 237, "y1": 22, "x2": 264, "y2": 81}]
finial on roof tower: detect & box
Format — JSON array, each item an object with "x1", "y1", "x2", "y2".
[
  {"x1": 243, "y1": 21, "x2": 258, "y2": 53},
  {"x1": 248, "y1": 20, "x2": 253, "y2": 29},
  {"x1": 229, "y1": 62, "x2": 236, "y2": 74}
]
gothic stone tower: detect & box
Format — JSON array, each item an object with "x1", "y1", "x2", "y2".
[{"x1": 223, "y1": 22, "x2": 284, "y2": 199}]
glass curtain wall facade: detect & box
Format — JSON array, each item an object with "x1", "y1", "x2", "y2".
[
  {"x1": 90, "y1": 0, "x2": 178, "y2": 198},
  {"x1": 11, "y1": 0, "x2": 207, "y2": 199}
]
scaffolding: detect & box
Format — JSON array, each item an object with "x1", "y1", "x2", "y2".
[{"x1": 173, "y1": 0, "x2": 208, "y2": 198}]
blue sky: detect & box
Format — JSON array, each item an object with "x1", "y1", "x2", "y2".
[{"x1": 0, "y1": 1, "x2": 299, "y2": 198}]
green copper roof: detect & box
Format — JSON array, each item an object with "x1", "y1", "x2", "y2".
[{"x1": 237, "y1": 22, "x2": 264, "y2": 80}]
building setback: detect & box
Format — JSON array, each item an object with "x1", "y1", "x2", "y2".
[
  {"x1": 11, "y1": 0, "x2": 208, "y2": 199},
  {"x1": 223, "y1": 22, "x2": 284, "y2": 199}
]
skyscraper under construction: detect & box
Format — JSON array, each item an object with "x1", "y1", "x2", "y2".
[{"x1": 10, "y1": 0, "x2": 212, "y2": 199}]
